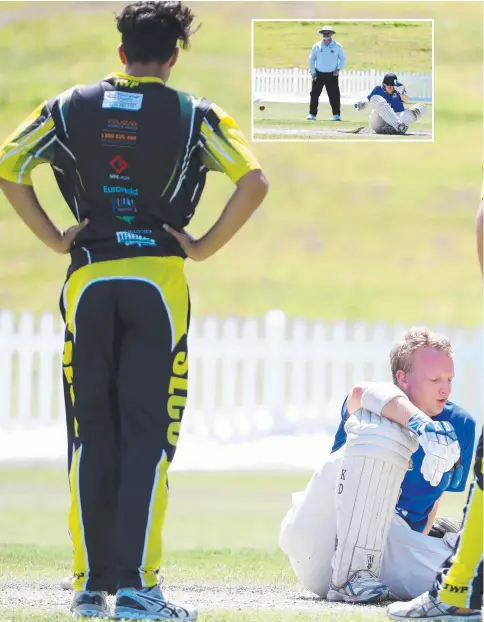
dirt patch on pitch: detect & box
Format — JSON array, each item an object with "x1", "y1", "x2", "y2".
[
  {"x1": 0, "y1": 579, "x2": 390, "y2": 616},
  {"x1": 253, "y1": 127, "x2": 432, "y2": 140}
]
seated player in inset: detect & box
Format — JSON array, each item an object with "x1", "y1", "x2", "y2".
[
  {"x1": 354, "y1": 72, "x2": 427, "y2": 135},
  {"x1": 279, "y1": 327, "x2": 476, "y2": 604}
]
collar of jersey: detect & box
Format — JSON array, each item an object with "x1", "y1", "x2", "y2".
[{"x1": 106, "y1": 72, "x2": 165, "y2": 85}]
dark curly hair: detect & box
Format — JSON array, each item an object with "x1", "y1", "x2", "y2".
[{"x1": 116, "y1": 1, "x2": 198, "y2": 64}]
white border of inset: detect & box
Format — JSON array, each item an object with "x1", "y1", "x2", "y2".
[{"x1": 251, "y1": 18, "x2": 434, "y2": 144}]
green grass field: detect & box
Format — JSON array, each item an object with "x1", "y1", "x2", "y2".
[
  {"x1": 253, "y1": 20, "x2": 433, "y2": 71},
  {"x1": 0, "y1": 468, "x2": 469, "y2": 621},
  {"x1": 0, "y1": 1, "x2": 482, "y2": 326},
  {"x1": 253, "y1": 103, "x2": 433, "y2": 141}
]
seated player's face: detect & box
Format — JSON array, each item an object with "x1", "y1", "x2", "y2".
[
  {"x1": 402, "y1": 348, "x2": 454, "y2": 416},
  {"x1": 384, "y1": 84, "x2": 395, "y2": 95}
]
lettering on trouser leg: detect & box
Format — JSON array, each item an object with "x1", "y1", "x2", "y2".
[
  {"x1": 338, "y1": 469, "x2": 346, "y2": 494},
  {"x1": 63, "y1": 335, "x2": 79, "y2": 438},
  {"x1": 167, "y1": 350, "x2": 188, "y2": 447}
]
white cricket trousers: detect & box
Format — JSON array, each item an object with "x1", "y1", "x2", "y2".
[{"x1": 279, "y1": 447, "x2": 453, "y2": 600}]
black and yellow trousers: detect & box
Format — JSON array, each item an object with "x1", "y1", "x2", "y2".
[
  {"x1": 61, "y1": 257, "x2": 190, "y2": 593},
  {"x1": 431, "y1": 431, "x2": 483, "y2": 609}
]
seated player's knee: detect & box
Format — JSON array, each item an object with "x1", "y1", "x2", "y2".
[
  {"x1": 369, "y1": 94, "x2": 388, "y2": 112},
  {"x1": 344, "y1": 409, "x2": 419, "y2": 468},
  {"x1": 346, "y1": 384, "x2": 366, "y2": 414}
]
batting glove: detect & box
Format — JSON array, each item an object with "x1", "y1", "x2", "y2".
[
  {"x1": 407, "y1": 412, "x2": 461, "y2": 487},
  {"x1": 395, "y1": 82, "x2": 407, "y2": 96},
  {"x1": 354, "y1": 100, "x2": 368, "y2": 111}
]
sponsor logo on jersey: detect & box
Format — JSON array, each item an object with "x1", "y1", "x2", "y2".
[
  {"x1": 112, "y1": 198, "x2": 137, "y2": 224},
  {"x1": 102, "y1": 91, "x2": 143, "y2": 111},
  {"x1": 109, "y1": 155, "x2": 129, "y2": 174},
  {"x1": 116, "y1": 230, "x2": 155, "y2": 248},
  {"x1": 103, "y1": 185, "x2": 138, "y2": 196},
  {"x1": 107, "y1": 119, "x2": 138, "y2": 130}
]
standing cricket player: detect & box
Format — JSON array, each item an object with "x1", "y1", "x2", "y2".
[
  {"x1": 0, "y1": 2, "x2": 268, "y2": 619},
  {"x1": 279, "y1": 327, "x2": 475, "y2": 603},
  {"x1": 354, "y1": 72, "x2": 427, "y2": 135},
  {"x1": 386, "y1": 198, "x2": 484, "y2": 621}
]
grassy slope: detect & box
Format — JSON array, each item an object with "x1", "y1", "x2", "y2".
[
  {"x1": 253, "y1": 20, "x2": 432, "y2": 71},
  {"x1": 0, "y1": 2, "x2": 482, "y2": 326}
]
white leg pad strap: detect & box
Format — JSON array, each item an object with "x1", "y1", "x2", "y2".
[
  {"x1": 331, "y1": 409, "x2": 419, "y2": 587},
  {"x1": 402, "y1": 103, "x2": 427, "y2": 125}
]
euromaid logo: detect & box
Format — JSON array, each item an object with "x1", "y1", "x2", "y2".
[{"x1": 103, "y1": 186, "x2": 138, "y2": 196}]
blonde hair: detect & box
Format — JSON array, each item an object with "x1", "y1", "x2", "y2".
[{"x1": 390, "y1": 326, "x2": 453, "y2": 384}]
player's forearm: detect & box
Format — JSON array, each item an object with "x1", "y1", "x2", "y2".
[
  {"x1": 0, "y1": 179, "x2": 63, "y2": 251},
  {"x1": 401, "y1": 93, "x2": 409, "y2": 104},
  {"x1": 476, "y1": 201, "x2": 483, "y2": 277},
  {"x1": 347, "y1": 382, "x2": 416, "y2": 426},
  {"x1": 194, "y1": 169, "x2": 268, "y2": 260}
]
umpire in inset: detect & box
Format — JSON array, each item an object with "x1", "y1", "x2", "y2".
[
  {"x1": 307, "y1": 25, "x2": 346, "y2": 121},
  {"x1": 0, "y1": 1, "x2": 268, "y2": 620}
]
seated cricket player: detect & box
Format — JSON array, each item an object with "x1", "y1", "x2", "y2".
[
  {"x1": 279, "y1": 327, "x2": 476, "y2": 604},
  {"x1": 386, "y1": 199, "x2": 484, "y2": 622},
  {"x1": 354, "y1": 72, "x2": 427, "y2": 135}
]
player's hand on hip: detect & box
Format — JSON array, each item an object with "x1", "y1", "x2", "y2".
[
  {"x1": 407, "y1": 413, "x2": 461, "y2": 487},
  {"x1": 163, "y1": 224, "x2": 207, "y2": 261},
  {"x1": 54, "y1": 219, "x2": 89, "y2": 253},
  {"x1": 333, "y1": 70, "x2": 339, "y2": 76}
]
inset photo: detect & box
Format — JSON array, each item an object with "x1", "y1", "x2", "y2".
[{"x1": 252, "y1": 20, "x2": 433, "y2": 141}]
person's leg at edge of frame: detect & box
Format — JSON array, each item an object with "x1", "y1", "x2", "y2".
[
  {"x1": 387, "y1": 432, "x2": 483, "y2": 621},
  {"x1": 111, "y1": 256, "x2": 197, "y2": 621},
  {"x1": 430, "y1": 432, "x2": 483, "y2": 610}
]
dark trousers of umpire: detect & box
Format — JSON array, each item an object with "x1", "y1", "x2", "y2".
[
  {"x1": 61, "y1": 256, "x2": 190, "y2": 594},
  {"x1": 309, "y1": 71, "x2": 341, "y2": 117}
]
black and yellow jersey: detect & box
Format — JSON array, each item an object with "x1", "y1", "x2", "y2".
[{"x1": 0, "y1": 72, "x2": 261, "y2": 273}]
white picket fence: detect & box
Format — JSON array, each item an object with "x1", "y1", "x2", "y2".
[
  {"x1": 253, "y1": 68, "x2": 432, "y2": 104},
  {"x1": 0, "y1": 310, "x2": 480, "y2": 445}
]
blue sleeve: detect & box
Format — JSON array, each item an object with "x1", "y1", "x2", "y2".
[
  {"x1": 449, "y1": 418, "x2": 476, "y2": 492},
  {"x1": 341, "y1": 396, "x2": 349, "y2": 420},
  {"x1": 368, "y1": 87, "x2": 377, "y2": 100}
]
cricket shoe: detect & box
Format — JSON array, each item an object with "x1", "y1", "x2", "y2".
[
  {"x1": 333, "y1": 115, "x2": 342, "y2": 121},
  {"x1": 113, "y1": 585, "x2": 197, "y2": 620},
  {"x1": 306, "y1": 114, "x2": 317, "y2": 120},
  {"x1": 397, "y1": 123, "x2": 408, "y2": 135},
  {"x1": 327, "y1": 569, "x2": 391, "y2": 603},
  {"x1": 70, "y1": 591, "x2": 109, "y2": 618},
  {"x1": 387, "y1": 591, "x2": 482, "y2": 620}
]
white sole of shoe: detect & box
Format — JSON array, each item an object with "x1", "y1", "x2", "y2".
[
  {"x1": 113, "y1": 612, "x2": 197, "y2": 621},
  {"x1": 327, "y1": 589, "x2": 390, "y2": 604}
]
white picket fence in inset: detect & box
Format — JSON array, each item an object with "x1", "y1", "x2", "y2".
[
  {"x1": 0, "y1": 310, "x2": 480, "y2": 444},
  {"x1": 253, "y1": 68, "x2": 432, "y2": 104}
]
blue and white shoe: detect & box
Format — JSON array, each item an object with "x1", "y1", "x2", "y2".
[
  {"x1": 113, "y1": 585, "x2": 197, "y2": 620},
  {"x1": 387, "y1": 591, "x2": 482, "y2": 620},
  {"x1": 306, "y1": 114, "x2": 317, "y2": 120},
  {"x1": 333, "y1": 114, "x2": 342, "y2": 121},
  {"x1": 70, "y1": 591, "x2": 109, "y2": 618},
  {"x1": 327, "y1": 570, "x2": 391, "y2": 603}
]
